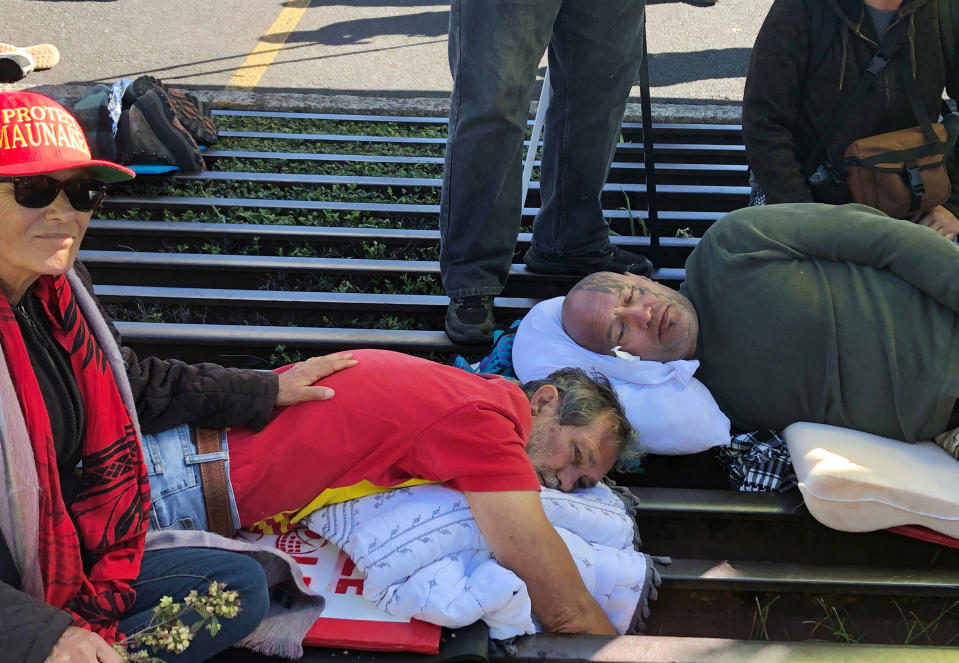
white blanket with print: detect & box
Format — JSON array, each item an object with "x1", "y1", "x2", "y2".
[{"x1": 302, "y1": 482, "x2": 659, "y2": 639}]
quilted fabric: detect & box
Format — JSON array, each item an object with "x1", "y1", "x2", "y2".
[{"x1": 303, "y1": 483, "x2": 659, "y2": 638}]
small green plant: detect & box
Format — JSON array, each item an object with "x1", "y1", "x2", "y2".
[
  {"x1": 804, "y1": 597, "x2": 864, "y2": 643},
  {"x1": 675, "y1": 227, "x2": 694, "y2": 239},
  {"x1": 749, "y1": 595, "x2": 780, "y2": 641},
  {"x1": 334, "y1": 279, "x2": 359, "y2": 293},
  {"x1": 893, "y1": 598, "x2": 959, "y2": 645},
  {"x1": 380, "y1": 314, "x2": 403, "y2": 329},
  {"x1": 362, "y1": 241, "x2": 387, "y2": 259},
  {"x1": 114, "y1": 581, "x2": 240, "y2": 662},
  {"x1": 270, "y1": 344, "x2": 304, "y2": 366},
  {"x1": 161, "y1": 242, "x2": 192, "y2": 254},
  {"x1": 399, "y1": 273, "x2": 443, "y2": 296},
  {"x1": 288, "y1": 245, "x2": 316, "y2": 258},
  {"x1": 206, "y1": 196, "x2": 229, "y2": 223},
  {"x1": 618, "y1": 186, "x2": 648, "y2": 237}
]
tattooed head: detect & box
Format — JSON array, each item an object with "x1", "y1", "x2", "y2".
[{"x1": 561, "y1": 271, "x2": 699, "y2": 362}]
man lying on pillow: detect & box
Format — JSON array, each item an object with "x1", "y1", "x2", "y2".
[
  {"x1": 513, "y1": 297, "x2": 730, "y2": 457},
  {"x1": 146, "y1": 349, "x2": 635, "y2": 636},
  {"x1": 560, "y1": 202, "x2": 959, "y2": 448}
]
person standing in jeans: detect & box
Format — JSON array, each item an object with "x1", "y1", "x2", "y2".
[{"x1": 440, "y1": 0, "x2": 653, "y2": 344}]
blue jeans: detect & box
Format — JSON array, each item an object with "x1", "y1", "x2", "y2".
[
  {"x1": 439, "y1": 0, "x2": 646, "y2": 298},
  {"x1": 140, "y1": 425, "x2": 241, "y2": 533},
  {"x1": 118, "y1": 547, "x2": 270, "y2": 663}
]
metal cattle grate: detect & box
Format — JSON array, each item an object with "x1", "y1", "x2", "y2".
[{"x1": 88, "y1": 113, "x2": 745, "y2": 364}]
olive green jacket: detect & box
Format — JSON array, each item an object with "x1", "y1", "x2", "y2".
[{"x1": 681, "y1": 203, "x2": 959, "y2": 441}]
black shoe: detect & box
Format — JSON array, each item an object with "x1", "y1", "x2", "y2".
[
  {"x1": 445, "y1": 296, "x2": 495, "y2": 344},
  {"x1": 116, "y1": 89, "x2": 205, "y2": 172},
  {"x1": 524, "y1": 245, "x2": 654, "y2": 277},
  {"x1": 124, "y1": 76, "x2": 218, "y2": 146},
  {"x1": 125, "y1": 75, "x2": 163, "y2": 104}
]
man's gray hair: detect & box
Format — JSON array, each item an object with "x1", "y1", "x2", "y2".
[{"x1": 521, "y1": 368, "x2": 639, "y2": 462}]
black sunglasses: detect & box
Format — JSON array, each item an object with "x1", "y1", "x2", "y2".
[{"x1": 0, "y1": 175, "x2": 107, "y2": 211}]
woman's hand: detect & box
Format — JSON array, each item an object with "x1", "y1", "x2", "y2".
[
  {"x1": 275, "y1": 352, "x2": 359, "y2": 406},
  {"x1": 44, "y1": 626, "x2": 121, "y2": 663},
  {"x1": 914, "y1": 204, "x2": 959, "y2": 240}
]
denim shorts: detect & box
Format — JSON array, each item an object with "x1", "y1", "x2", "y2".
[{"x1": 140, "y1": 424, "x2": 241, "y2": 533}]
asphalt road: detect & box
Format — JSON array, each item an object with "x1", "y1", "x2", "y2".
[{"x1": 2, "y1": 0, "x2": 773, "y2": 120}]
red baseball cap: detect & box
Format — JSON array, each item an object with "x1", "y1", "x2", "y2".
[{"x1": 0, "y1": 90, "x2": 135, "y2": 183}]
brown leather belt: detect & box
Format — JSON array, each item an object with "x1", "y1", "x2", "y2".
[{"x1": 192, "y1": 426, "x2": 235, "y2": 537}]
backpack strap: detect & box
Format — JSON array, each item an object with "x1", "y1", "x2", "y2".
[
  {"x1": 897, "y1": 54, "x2": 943, "y2": 145},
  {"x1": 801, "y1": 16, "x2": 911, "y2": 177}
]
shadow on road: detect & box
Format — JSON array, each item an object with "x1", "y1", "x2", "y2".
[
  {"x1": 304, "y1": 0, "x2": 448, "y2": 5},
  {"x1": 273, "y1": 11, "x2": 449, "y2": 46},
  {"x1": 648, "y1": 48, "x2": 751, "y2": 85}
]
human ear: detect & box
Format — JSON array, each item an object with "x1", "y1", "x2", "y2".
[{"x1": 530, "y1": 385, "x2": 560, "y2": 418}]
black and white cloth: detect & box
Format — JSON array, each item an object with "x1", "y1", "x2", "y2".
[{"x1": 720, "y1": 429, "x2": 797, "y2": 492}]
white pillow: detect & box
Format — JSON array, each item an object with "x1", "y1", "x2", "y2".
[
  {"x1": 512, "y1": 297, "x2": 730, "y2": 455},
  {"x1": 784, "y1": 422, "x2": 959, "y2": 538}
]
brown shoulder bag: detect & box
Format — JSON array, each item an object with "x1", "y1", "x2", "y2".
[{"x1": 843, "y1": 121, "x2": 950, "y2": 219}]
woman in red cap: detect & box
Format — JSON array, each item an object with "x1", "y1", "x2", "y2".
[{"x1": 0, "y1": 91, "x2": 348, "y2": 663}]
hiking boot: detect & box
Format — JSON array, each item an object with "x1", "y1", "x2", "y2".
[
  {"x1": 163, "y1": 87, "x2": 218, "y2": 145},
  {"x1": 116, "y1": 89, "x2": 205, "y2": 172},
  {"x1": 523, "y1": 245, "x2": 654, "y2": 277},
  {"x1": 125, "y1": 75, "x2": 217, "y2": 145},
  {"x1": 131, "y1": 75, "x2": 160, "y2": 97},
  {"x1": 445, "y1": 296, "x2": 495, "y2": 344}
]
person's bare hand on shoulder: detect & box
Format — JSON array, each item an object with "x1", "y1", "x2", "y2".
[{"x1": 276, "y1": 352, "x2": 359, "y2": 406}]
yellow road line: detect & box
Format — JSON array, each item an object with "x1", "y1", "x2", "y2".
[{"x1": 226, "y1": 0, "x2": 311, "y2": 90}]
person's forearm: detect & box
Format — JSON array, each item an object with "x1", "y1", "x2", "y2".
[
  {"x1": 464, "y1": 490, "x2": 616, "y2": 634},
  {"x1": 128, "y1": 354, "x2": 279, "y2": 433}
]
